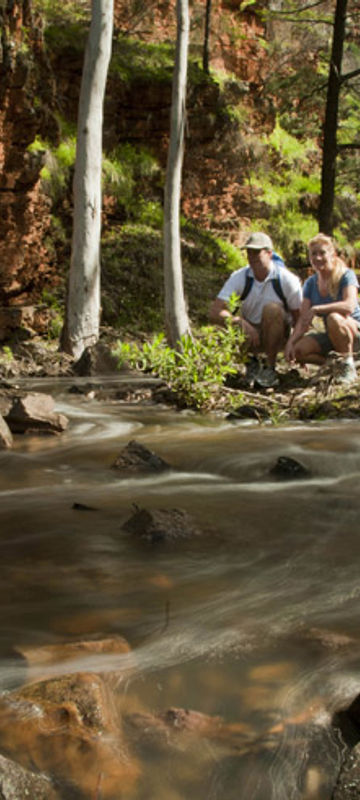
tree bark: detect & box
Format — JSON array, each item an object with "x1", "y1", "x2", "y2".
[
  {"x1": 318, "y1": 0, "x2": 347, "y2": 235},
  {"x1": 163, "y1": 0, "x2": 191, "y2": 348},
  {"x1": 61, "y1": 0, "x2": 113, "y2": 360}
]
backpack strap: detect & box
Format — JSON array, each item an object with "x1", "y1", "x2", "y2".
[
  {"x1": 271, "y1": 274, "x2": 289, "y2": 312},
  {"x1": 240, "y1": 266, "x2": 289, "y2": 312},
  {"x1": 240, "y1": 267, "x2": 253, "y2": 302}
]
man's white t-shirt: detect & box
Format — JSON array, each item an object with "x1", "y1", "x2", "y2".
[{"x1": 217, "y1": 260, "x2": 302, "y2": 325}]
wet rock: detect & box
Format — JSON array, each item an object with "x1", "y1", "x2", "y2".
[
  {"x1": 0, "y1": 672, "x2": 139, "y2": 799},
  {"x1": 73, "y1": 342, "x2": 120, "y2": 376},
  {"x1": 333, "y1": 694, "x2": 360, "y2": 748},
  {"x1": 331, "y1": 742, "x2": 360, "y2": 799},
  {"x1": 5, "y1": 392, "x2": 68, "y2": 434},
  {"x1": 0, "y1": 753, "x2": 60, "y2": 800},
  {"x1": 123, "y1": 506, "x2": 201, "y2": 543},
  {"x1": 0, "y1": 414, "x2": 13, "y2": 448},
  {"x1": 112, "y1": 439, "x2": 171, "y2": 474},
  {"x1": 269, "y1": 455, "x2": 311, "y2": 480}
]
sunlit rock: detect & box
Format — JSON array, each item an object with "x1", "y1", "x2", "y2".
[
  {"x1": 0, "y1": 672, "x2": 140, "y2": 799},
  {"x1": 5, "y1": 392, "x2": 68, "y2": 434}
]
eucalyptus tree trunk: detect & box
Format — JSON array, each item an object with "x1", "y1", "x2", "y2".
[
  {"x1": 163, "y1": 0, "x2": 191, "y2": 348},
  {"x1": 62, "y1": 0, "x2": 113, "y2": 360},
  {"x1": 318, "y1": 0, "x2": 347, "y2": 235}
]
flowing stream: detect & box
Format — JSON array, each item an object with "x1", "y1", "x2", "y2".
[{"x1": 1, "y1": 376, "x2": 360, "y2": 799}]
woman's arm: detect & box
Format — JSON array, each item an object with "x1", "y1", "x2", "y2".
[
  {"x1": 311, "y1": 284, "x2": 358, "y2": 318},
  {"x1": 285, "y1": 298, "x2": 312, "y2": 362}
]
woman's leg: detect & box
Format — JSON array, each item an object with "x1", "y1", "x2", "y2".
[
  {"x1": 294, "y1": 334, "x2": 325, "y2": 366},
  {"x1": 326, "y1": 312, "x2": 358, "y2": 356}
]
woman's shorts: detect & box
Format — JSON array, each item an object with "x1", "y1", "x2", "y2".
[{"x1": 307, "y1": 325, "x2": 360, "y2": 356}]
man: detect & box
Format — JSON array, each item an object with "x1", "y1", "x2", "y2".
[{"x1": 209, "y1": 231, "x2": 302, "y2": 387}]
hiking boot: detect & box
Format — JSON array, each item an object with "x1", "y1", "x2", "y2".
[
  {"x1": 255, "y1": 365, "x2": 279, "y2": 389},
  {"x1": 245, "y1": 356, "x2": 261, "y2": 386},
  {"x1": 335, "y1": 360, "x2": 358, "y2": 385}
]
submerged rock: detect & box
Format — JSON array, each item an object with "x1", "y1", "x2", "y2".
[
  {"x1": 124, "y1": 706, "x2": 252, "y2": 755},
  {"x1": 123, "y1": 506, "x2": 201, "y2": 543},
  {"x1": 112, "y1": 439, "x2": 171, "y2": 474},
  {"x1": 17, "y1": 635, "x2": 133, "y2": 684}
]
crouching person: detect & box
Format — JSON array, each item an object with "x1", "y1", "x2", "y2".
[
  {"x1": 210, "y1": 232, "x2": 302, "y2": 388},
  {"x1": 285, "y1": 234, "x2": 360, "y2": 384}
]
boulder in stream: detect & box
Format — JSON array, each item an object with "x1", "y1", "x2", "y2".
[
  {"x1": 269, "y1": 455, "x2": 311, "y2": 480},
  {"x1": 0, "y1": 672, "x2": 139, "y2": 799},
  {"x1": 123, "y1": 506, "x2": 202, "y2": 543},
  {"x1": 112, "y1": 439, "x2": 171, "y2": 474},
  {"x1": 5, "y1": 393, "x2": 68, "y2": 434}
]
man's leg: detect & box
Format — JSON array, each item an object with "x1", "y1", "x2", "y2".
[{"x1": 260, "y1": 303, "x2": 287, "y2": 367}]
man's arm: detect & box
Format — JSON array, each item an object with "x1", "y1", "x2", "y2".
[
  {"x1": 209, "y1": 297, "x2": 242, "y2": 326},
  {"x1": 209, "y1": 297, "x2": 260, "y2": 348}
]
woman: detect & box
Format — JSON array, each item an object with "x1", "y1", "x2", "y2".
[{"x1": 285, "y1": 234, "x2": 360, "y2": 383}]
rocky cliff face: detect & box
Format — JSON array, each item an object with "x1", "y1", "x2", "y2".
[
  {"x1": 0, "y1": 0, "x2": 269, "y2": 313},
  {"x1": 0, "y1": 0, "x2": 60, "y2": 307}
]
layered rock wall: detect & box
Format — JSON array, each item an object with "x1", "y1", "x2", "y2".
[{"x1": 0, "y1": 0, "x2": 58, "y2": 306}]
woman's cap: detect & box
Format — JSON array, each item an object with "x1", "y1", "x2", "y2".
[{"x1": 243, "y1": 232, "x2": 273, "y2": 250}]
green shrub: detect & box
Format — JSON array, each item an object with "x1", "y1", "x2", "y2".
[{"x1": 113, "y1": 323, "x2": 246, "y2": 410}]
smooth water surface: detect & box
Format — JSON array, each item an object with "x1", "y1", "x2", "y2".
[{"x1": 1, "y1": 376, "x2": 360, "y2": 799}]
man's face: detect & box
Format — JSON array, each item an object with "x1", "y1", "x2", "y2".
[{"x1": 247, "y1": 248, "x2": 272, "y2": 271}]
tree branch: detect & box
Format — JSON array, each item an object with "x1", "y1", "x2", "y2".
[
  {"x1": 337, "y1": 142, "x2": 360, "y2": 150},
  {"x1": 340, "y1": 67, "x2": 360, "y2": 84}
]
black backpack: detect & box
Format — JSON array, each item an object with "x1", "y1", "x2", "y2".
[{"x1": 240, "y1": 266, "x2": 289, "y2": 312}]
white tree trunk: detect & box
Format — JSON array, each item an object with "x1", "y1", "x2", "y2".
[
  {"x1": 163, "y1": 0, "x2": 191, "y2": 348},
  {"x1": 62, "y1": 0, "x2": 113, "y2": 360}
]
